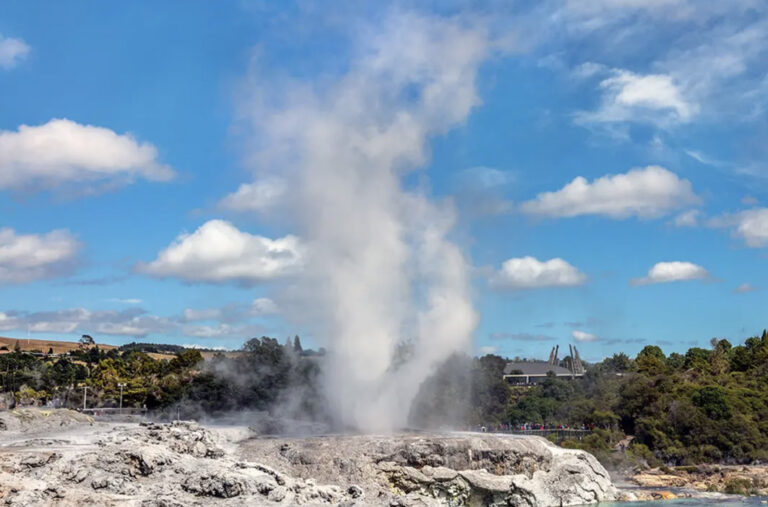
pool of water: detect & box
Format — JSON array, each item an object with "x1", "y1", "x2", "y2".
[{"x1": 606, "y1": 497, "x2": 767, "y2": 507}]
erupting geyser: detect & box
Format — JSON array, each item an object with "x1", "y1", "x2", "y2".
[{"x1": 243, "y1": 12, "x2": 494, "y2": 431}]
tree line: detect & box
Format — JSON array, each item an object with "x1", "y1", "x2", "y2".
[{"x1": 3, "y1": 331, "x2": 768, "y2": 465}]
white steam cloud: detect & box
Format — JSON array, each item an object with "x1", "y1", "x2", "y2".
[{"x1": 240, "y1": 12, "x2": 490, "y2": 431}]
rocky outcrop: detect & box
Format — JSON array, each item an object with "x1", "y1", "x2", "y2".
[
  {"x1": 239, "y1": 432, "x2": 619, "y2": 506},
  {"x1": 0, "y1": 421, "x2": 357, "y2": 506},
  {"x1": 1, "y1": 414, "x2": 618, "y2": 506},
  {"x1": 632, "y1": 465, "x2": 768, "y2": 496}
]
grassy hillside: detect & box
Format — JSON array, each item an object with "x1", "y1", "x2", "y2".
[{"x1": 0, "y1": 336, "x2": 117, "y2": 355}]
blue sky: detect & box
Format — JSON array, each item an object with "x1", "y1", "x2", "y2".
[{"x1": 1, "y1": 1, "x2": 768, "y2": 362}]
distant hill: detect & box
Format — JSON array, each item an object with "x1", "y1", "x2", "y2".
[
  {"x1": 0, "y1": 336, "x2": 117, "y2": 355},
  {"x1": 0, "y1": 336, "x2": 238, "y2": 361}
]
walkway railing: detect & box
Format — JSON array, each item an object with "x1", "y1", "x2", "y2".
[{"x1": 474, "y1": 428, "x2": 594, "y2": 442}]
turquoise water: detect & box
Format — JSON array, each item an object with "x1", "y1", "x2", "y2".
[{"x1": 605, "y1": 498, "x2": 767, "y2": 507}]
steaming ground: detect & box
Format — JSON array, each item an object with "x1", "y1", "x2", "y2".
[{"x1": 0, "y1": 409, "x2": 621, "y2": 506}]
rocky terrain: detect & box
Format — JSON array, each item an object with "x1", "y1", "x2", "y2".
[
  {"x1": 632, "y1": 465, "x2": 768, "y2": 496},
  {"x1": 0, "y1": 409, "x2": 619, "y2": 506},
  {"x1": 238, "y1": 432, "x2": 619, "y2": 506}
]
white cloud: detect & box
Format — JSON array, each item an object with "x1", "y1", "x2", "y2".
[
  {"x1": 710, "y1": 208, "x2": 768, "y2": 248},
  {"x1": 631, "y1": 261, "x2": 709, "y2": 285},
  {"x1": 139, "y1": 220, "x2": 303, "y2": 284},
  {"x1": 0, "y1": 228, "x2": 80, "y2": 284},
  {"x1": 0, "y1": 119, "x2": 174, "y2": 192},
  {"x1": 107, "y1": 298, "x2": 143, "y2": 304},
  {"x1": 251, "y1": 297, "x2": 278, "y2": 315},
  {"x1": 520, "y1": 166, "x2": 699, "y2": 219},
  {"x1": 734, "y1": 283, "x2": 758, "y2": 293},
  {"x1": 572, "y1": 330, "x2": 598, "y2": 342},
  {"x1": 180, "y1": 322, "x2": 264, "y2": 339},
  {"x1": 685, "y1": 150, "x2": 725, "y2": 167},
  {"x1": 182, "y1": 297, "x2": 278, "y2": 323},
  {"x1": 576, "y1": 70, "x2": 696, "y2": 126},
  {"x1": 0, "y1": 303, "x2": 269, "y2": 340},
  {"x1": 0, "y1": 307, "x2": 175, "y2": 337},
  {"x1": 490, "y1": 256, "x2": 586, "y2": 290},
  {"x1": 672, "y1": 209, "x2": 701, "y2": 227},
  {"x1": 218, "y1": 178, "x2": 286, "y2": 213},
  {"x1": 0, "y1": 34, "x2": 29, "y2": 69}
]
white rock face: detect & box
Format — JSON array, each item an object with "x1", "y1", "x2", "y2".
[
  {"x1": 238, "y1": 432, "x2": 619, "y2": 506},
  {"x1": 0, "y1": 412, "x2": 617, "y2": 506}
]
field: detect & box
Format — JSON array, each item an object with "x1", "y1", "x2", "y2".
[
  {"x1": 0, "y1": 336, "x2": 237, "y2": 361},
  {"x1": 0, "y1": 336, "x2": 117, "y2": 355}
]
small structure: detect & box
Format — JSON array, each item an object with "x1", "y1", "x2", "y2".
[{"x1": 503, "y1": 345, "x2": 585, "y2": 385}]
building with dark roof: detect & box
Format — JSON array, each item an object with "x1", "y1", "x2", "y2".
[{"x1": 502, "y1": 362, "x2": 582, "y2": 384}]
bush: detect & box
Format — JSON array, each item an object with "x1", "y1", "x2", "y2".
[{"x1": 724, "y1": 478, "x2": 751, "y2": 495}]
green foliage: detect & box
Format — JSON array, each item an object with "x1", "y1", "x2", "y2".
[
  {"x1": 416, "y1": 331, "x2": 768, "y2": 466},
  {"x1": 724, "y1": 477, "x2": 752, "y2": 495}
]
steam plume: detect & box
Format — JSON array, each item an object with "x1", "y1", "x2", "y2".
[{"x1": 243, "y1": 12, "x2": 490, "y2": 431}]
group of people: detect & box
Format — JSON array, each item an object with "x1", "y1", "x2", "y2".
[{"x1": 471, "y1": 422, "x2": 594, "y2": 433}]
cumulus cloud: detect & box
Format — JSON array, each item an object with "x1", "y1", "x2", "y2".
[
  {"x1": 575, "y1": 70, "x2": 695, "y2": 126},
  {"x1": 0, "y1": 34, "x2": 29, "y2": 69},
  {"x1": 630, "y1": 261, "x2": 709, "y2": 285},
  {"x1": 572, "y1": 330, "x2": 598, "y2": 342},
  {"x1": 710, "y1": 208, "x2": 768, "y2": 247},
  {"x1": 0, "y1": 119, "x2": 174, "y2": 192},
  {"x1": 520, "y1": 166, "x2": 699, "y2": 219},
  {"x1": 0, "y1": 228, "x2": 80, "y2": 284},
  {"x1": 138, "y1": 220, "x2": 303, "y2": 285},
  {"x1": 218, "y1": 178, "x2": 286, "y2": 213},
  {"x1": 490, "y1": 256, "x2": 586, "y2": 290}
]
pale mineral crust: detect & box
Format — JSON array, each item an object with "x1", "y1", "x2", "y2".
[{"x1": 1, "y1": 410, "x2": 618, "y2": 506}]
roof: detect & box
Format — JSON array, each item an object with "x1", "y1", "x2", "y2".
[{"x1": 503, "y1": 361, "x2": 576, "y2": 376}]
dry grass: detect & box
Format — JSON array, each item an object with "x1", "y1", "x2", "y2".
[
  {"x1": 0, "y1": 336, "x2": 239, "y2": 360},
  {"x1": 0, "y1": 336, "x2": 117, "y2": 355}
]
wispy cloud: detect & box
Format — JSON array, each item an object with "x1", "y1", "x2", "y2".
[
  {"x1": 490, "y1": 332, "x2": 556, "y2": 342},
  {"x1": 0, "y1": 34, "x2": 30, "y2": 69},
  {"x1": 734, "y1": 283, "x2": 758, "y2": 294}
]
